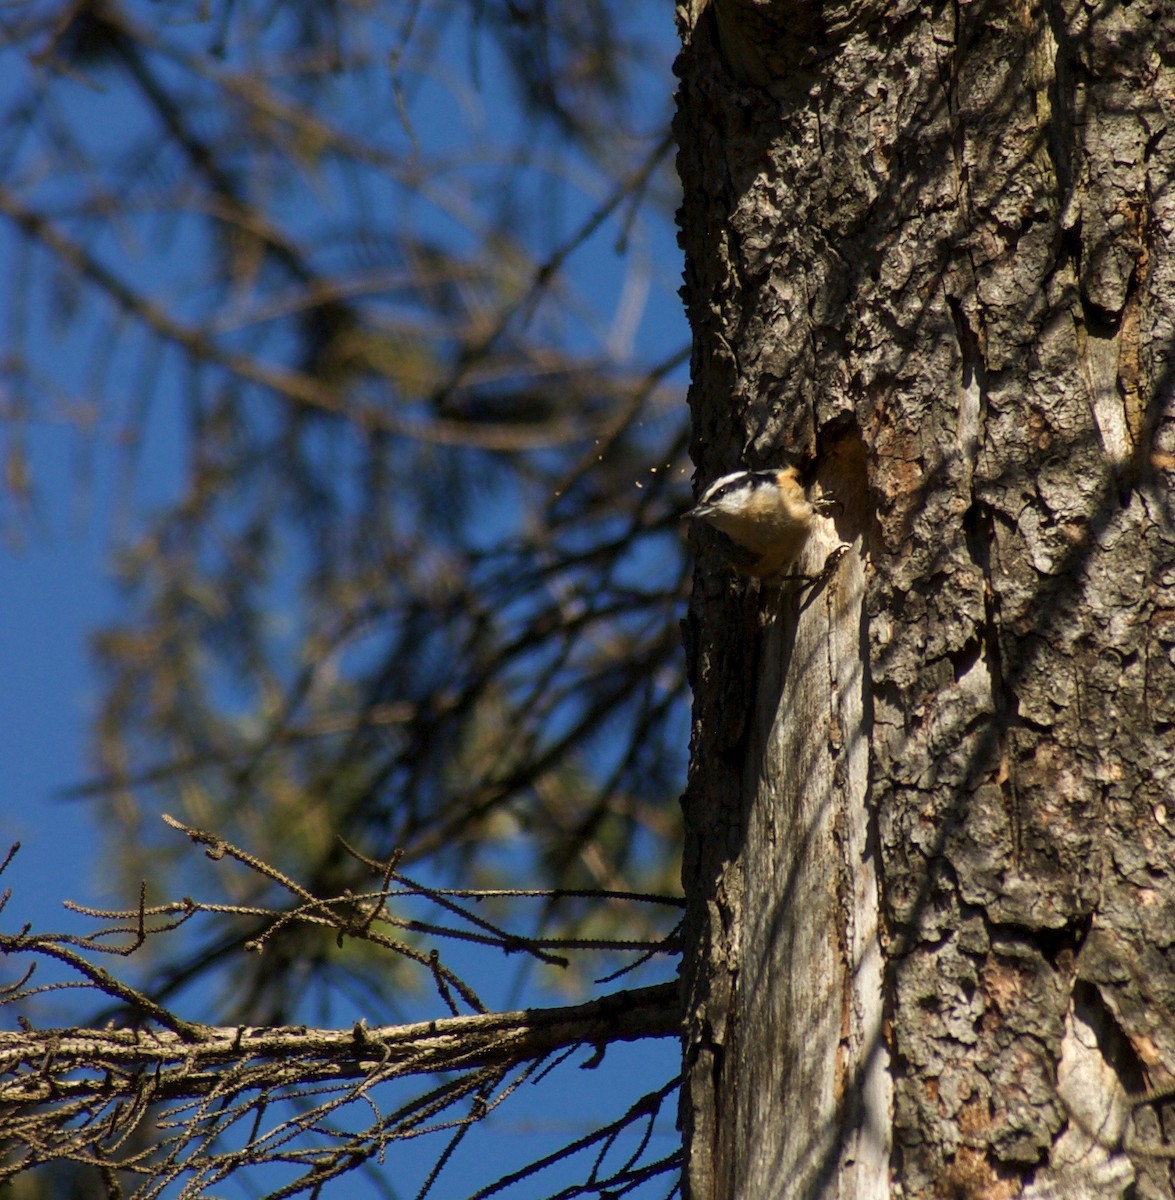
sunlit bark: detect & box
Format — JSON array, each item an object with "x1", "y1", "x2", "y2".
[{"x1": 676, "y1": 2, "x2": 1175, "y2": 1196}]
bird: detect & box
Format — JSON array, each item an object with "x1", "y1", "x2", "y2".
[{"x1": 685, "y1": 466, "x2": 841, "y2": 580}]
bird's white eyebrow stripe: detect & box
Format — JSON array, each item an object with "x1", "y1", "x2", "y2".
[{"x1": 701, "y1": 470, "x2": 779, "y2": 502}]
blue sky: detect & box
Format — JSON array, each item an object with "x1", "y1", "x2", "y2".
[
  {"x1": 1, "y1": 4, "x2": 688, "y2": 1196},
  {"x1": 0, "y1": 274, "x2": 687, "y2": 1200},
  {"x1": 1, "y1": 0, "x2": 687, "y2": 908}
]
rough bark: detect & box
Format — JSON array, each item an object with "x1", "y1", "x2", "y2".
[{"x1": 675, "y1": 2, "x2": 1175, "y2": 1198}]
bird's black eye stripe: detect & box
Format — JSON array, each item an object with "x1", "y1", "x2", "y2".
[{"x1": 706, "y1": 470, "x2": 778, "y2": 503}]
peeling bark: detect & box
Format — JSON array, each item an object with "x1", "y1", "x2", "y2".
[{"x1": 675, "y1": 1, "x2": 1175, "y2": 1197}]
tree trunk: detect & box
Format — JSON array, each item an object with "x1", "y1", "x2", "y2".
[{"x1": 675, "y1": 2, "x2": 1175, "y2": 1197}]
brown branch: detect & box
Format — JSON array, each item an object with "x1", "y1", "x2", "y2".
[{"x1": 0, "y1": 982, "x2": 678, "y2": 1107}]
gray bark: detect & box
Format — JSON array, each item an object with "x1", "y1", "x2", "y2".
[{"x1": 675, "y1": 1, "x2": 1175, "y2": 1197}]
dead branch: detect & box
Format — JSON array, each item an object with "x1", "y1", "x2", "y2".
[
  {"x1": 0, "y1": 831, "x2": 680, "y2": 1197},
  {"x1": 0, "y1": 983, "x2": 677, "y2": 1107}
]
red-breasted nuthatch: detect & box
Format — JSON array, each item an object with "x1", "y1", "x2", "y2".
[{"x1": 685, "y1": 466, "x2": 840, "y2": 579}]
